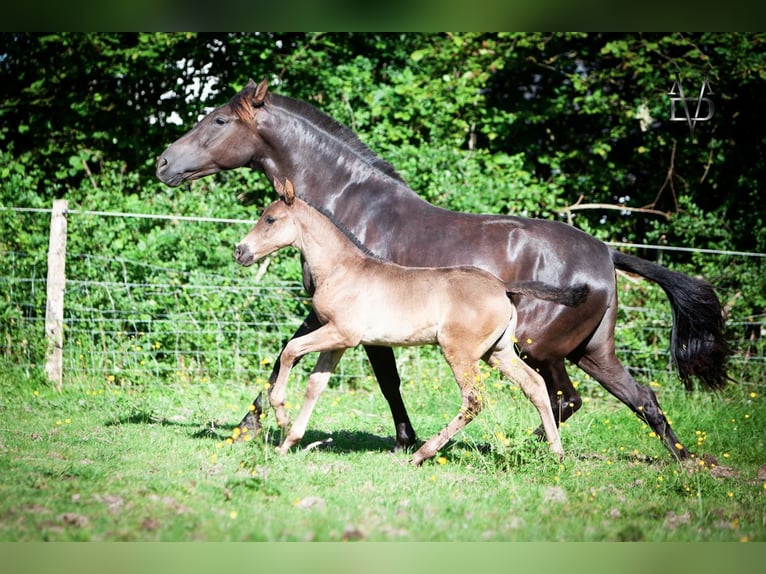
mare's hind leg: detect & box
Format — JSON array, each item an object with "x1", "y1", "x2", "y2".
[
  {"x1": 575, "y1": 305, "x2": 690, "y2": 460},
  {"x1": 487, "y1": 345, "x2": 564, "y2": 458},
  {"x1": 577, "y1": 350, "x2": 690, "y2": 459},
  {"x1": 364, "y1": 345, "x2": 417, "y2": 451},
  {"x1": 527, "y1": 359, "x2": 582, "y2": 441},
  {"x1": 537, "y1": 359, "x2": 583, "y2": 425},
  {"x1": 411, "y1": 356, "x2": 482, "y2": 466}
]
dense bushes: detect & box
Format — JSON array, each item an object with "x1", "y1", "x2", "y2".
[{"x1": 1, "y1": 33, "x2": 764, "y2": 384}]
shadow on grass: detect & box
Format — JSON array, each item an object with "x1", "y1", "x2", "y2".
[
  {"x1": 104, "y1": 410, "x2": 230, "y2": 441},
  {"x1": 295, "y1": 430, "x2": 503, "y2": 459},
  {"x1": 106, "y1": 413, "x2": 620, "y2": 467},
  {"x1": 105, "y1": 411, "x2": 398, "y2": 451},
  {"x1": 298, "y1": 429, "x2": 400, "y2": 454}
]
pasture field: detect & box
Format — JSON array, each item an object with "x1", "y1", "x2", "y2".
[{"x1": 0, "y1": 360, "x2": 764, "y2": 542}]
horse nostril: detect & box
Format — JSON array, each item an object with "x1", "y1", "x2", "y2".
[
  {"x1": 234, "y1": 244, "x2": 251, "y2": 263},
  {"x1": 157, "y1": 156, "x2": 168, "y2": 171}
]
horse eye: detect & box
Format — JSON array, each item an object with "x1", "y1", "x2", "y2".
[
  {"x1": 213, "y1": 116, "x2": 227, "y2": 126},
  {"x1": 265, "y1": 216, "x2": 276, "y2": 225}
]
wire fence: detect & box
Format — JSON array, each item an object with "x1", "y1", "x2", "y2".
[{"x1": 1, "y1": 206, "x2": 764, "y2": 391}]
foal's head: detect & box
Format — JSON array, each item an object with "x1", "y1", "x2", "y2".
[{"x1": 234, "y1": 179, "x2": 298, "y2": 267}]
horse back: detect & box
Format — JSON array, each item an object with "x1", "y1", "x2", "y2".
[
  {"x1": 363, "y1": 198, "x2": 614, "y2": 287},
  {"x1": 312, "y1": 259, "x2": 511, "y2": 349}
]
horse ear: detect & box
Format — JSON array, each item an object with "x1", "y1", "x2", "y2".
[
  {"x1": 283, "y1": 179, "x2": 296, "y2": 206},
  {"x1": 252, "y1": 77, "x2": 269, "y2": 106},
  {"x1": 273, "y1": 177, "x2": 285, "y2": 196}
]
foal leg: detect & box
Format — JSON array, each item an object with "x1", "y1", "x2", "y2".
[
  {"x1": 488, "y1": 346, "x2": 564, "y2": 459},
  {"x1": 269, "y1": 323, "x2": 351, "y2": 444},
  {"x1": 234, "y1": 309, "x2": 322, "y2": 439},
  {"x1": 363, "y1": 345, "x2": 417, "y2": 451},
  {"x1": 278, "y1": 349, "x2": 345, "y2": 454},
  {"x1": 411, "y1": 356, "x2": 483, "y2": 467}
]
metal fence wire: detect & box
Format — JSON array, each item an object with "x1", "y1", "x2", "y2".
[{"x1": 1, "y1": 207, "x2": 764, "y2": 390}]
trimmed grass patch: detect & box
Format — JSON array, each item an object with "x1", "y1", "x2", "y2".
[{"x1": 1, "y1": 365, "x2": 764, "y2": 541}]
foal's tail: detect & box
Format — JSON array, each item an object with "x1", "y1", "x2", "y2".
[
  {"x1": 505, "y1": 280, "x2": 590, "y2": 308},
  {"x1": 610, "y1": 250, "x2": 730, "y2": 391}
]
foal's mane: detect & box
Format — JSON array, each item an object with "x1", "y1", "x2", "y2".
[
  {"x1": 232, "y1": 87, "x2": 407, "y2": 186},
  {"x1": 300, "y1": 196, "x2": 382, "y2": 261}
]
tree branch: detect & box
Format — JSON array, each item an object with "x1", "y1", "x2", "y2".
[{"x1": 562, "y1": 194, "x2": 671, "y2": 225}]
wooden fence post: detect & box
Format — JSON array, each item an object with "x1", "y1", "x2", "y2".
[{"x1": 45, "y1": 199, "x2": 68, "y2": 390}]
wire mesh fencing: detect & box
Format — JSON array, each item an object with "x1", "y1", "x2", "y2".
[{"x1": 1, "y1": 206, "x2": 763, "y2": 393}]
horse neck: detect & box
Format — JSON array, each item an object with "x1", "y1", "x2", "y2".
[
  {"x1": 290, "y1": 199, "x2": 366, "y2": 286},
  {"x1": 259, "y1": 97, "x2": 422, "y2": 213}
]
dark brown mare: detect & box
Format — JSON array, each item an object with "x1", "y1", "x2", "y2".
[
  {"x1": 234, "y1": 178, "x2": 588, "y2": 464},
  {"x1": 157, "y1": 78, "x2": 730, "y2": 460}
]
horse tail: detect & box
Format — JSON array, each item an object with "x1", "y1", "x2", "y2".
[
  {"x1": 505, "y1": 280, "x2": 589, "y2": 308},
  {"x1": 611, "y1": 250, "x2": 730, "y2": 391}
]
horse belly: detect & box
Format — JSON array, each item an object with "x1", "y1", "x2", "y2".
[
  {"x1": 314, "y1": 282, "x2": 440, "y2": 348},
  {"x1": 358, "y1": 295, "x2": 441, "y2": 347}
]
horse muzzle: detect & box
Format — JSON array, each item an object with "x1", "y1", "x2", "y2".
[{"x1": 233, "y1": 243, "x2": 255, "y2": 266}]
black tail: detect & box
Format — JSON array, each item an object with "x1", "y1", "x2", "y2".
[
  {"x1": 611, "y1": 250, "x2": 730, "y2": 391},
  {"x1": 506, "y1": 280, "x2": 590, "y2": 308}
]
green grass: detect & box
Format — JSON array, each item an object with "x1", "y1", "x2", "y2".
[{"x1": 0, "y1": 362, "x2": 764, "y2": 541}]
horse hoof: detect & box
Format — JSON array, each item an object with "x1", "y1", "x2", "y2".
[
  {"x1": 389, "y1": 440, "x2": 416, "y2": 454},
  {"x1": 230, "y1": 424, "x2": 260, "y2": 443}
]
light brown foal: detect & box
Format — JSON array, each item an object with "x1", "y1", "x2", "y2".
[{"x1": 234, "y1": 179, "x2": 587, "y2": 465}]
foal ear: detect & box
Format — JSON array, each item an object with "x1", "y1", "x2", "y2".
[
  {"x1": 251, "y1": 77, "x2": 269, "y2": 106},
  {"x1": 273, "y1": 177, "x2": 285, "y2": 196},
  {"x1": 283, "y1": 179, "x2": 296, "y2": 206}
]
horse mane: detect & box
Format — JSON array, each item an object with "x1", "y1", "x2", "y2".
[
  {"x1": 252, "y1": 90, "x2": 408, "y2": 186},
  {"x1": 300, "y1": 196, "x2": 382, "y2": 261}
]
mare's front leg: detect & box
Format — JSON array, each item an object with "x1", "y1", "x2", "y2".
[
  {"x1": 234, "y1": 310, "x2": 323, "y2": 440},
  {"x1": 269, "y1": 323, "x2": 352, "y2": 450},
  {"x1": 363, "y1": 345, "x2": 417, "y2": 451},
  {"x1": 278, "y1": 349, "x2": 345, "y2": 453}
]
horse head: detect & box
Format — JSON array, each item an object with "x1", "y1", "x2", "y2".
[
  {"x1": 157, "y1": 78, "x2": 269, "y2": 187},
  {"x1": 234, "y1": 177, "x2": 297, "y2": 267}
]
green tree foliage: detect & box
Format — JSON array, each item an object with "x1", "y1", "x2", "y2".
[
  {"x1": 3, "y1": 33, "x2": 764, "y2": 239},
  {"x1": 2, "y1": 33, "x2": 764, "y2": 371}
]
